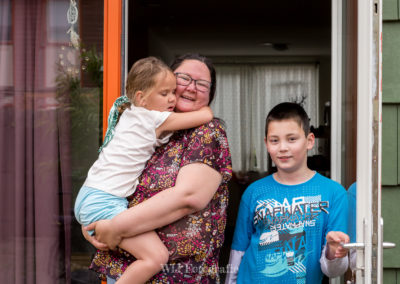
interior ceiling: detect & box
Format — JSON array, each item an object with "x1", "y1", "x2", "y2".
[{"x1": 131, "y1": 0, "x2": 331, "y2": 57}]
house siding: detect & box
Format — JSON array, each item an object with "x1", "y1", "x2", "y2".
[{"x1": 382, "y1": 0, "x2": 400, "y2": 281}]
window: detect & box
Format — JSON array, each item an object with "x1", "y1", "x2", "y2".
[
  {"x1": 0, "y1": 0, "x2": 11, "y2": 42},
  {"x1": 47, "y1": 0, "x2": 70, "y2": 43},
  {"x1": 212, "y1": 63, "x2": 319, "y2": 173},
  {"x1": 0, "y1": 0, "x2": 12, "y2": 87}
]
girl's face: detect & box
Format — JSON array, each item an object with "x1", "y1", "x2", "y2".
[
  {"x1": 139, "y1": 71, "x2": 177, "y2": 112},
  {"x1": 173, "y1": 60, "x2": 211, "y2": 112}
]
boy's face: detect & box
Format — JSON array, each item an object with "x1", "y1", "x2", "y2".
[
  {"x1": 265, "y1": 119, "x2": 315, "y2": 174},
  {"x1": 138, "y1": 71, "x2": 177, "y2": 112}
]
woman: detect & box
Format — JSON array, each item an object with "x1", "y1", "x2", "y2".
[{"x1": 85, "y1": 53, "x2": 232, "y2": 283}]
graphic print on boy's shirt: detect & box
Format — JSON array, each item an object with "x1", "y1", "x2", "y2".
[
  {"x1": 232, "y1": 174, "x2": 348, "y2": 283},
  {"x1": 254, "y1": 195, "x2": 329, "y2": 283}
]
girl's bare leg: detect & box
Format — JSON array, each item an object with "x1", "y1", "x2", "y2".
[{"x1": 115, "y1": 230, "x2": 169, "y2": 284}]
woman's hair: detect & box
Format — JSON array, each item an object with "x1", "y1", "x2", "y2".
[
  {"x1": 265, "y1": 102, "x2": 311, "y2": 137},
  {"x1": 170, "y1": 53, "x2": 217, "y2": 105},
  {"x1": 125, "y1": 56, "x2": 171, "y2": 104}
]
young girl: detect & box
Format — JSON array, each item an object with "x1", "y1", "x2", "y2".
[{"x1": 74, "y1": 57, "x2": 213, "y2": 284}]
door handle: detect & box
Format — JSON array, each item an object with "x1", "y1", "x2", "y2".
[
  {"x1": 341, "y1": 242, "x2": 396, "y2": 249},
  {"x1": 382, "y1": 242, "x2": 396, "y2": 249},
  {"x1": 341, "y1": 242, "x2": 365, "y2": 250}
]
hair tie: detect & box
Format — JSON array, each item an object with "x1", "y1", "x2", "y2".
[{"x1": 98, "y1": 95, "x2": 131, "y2": 153}]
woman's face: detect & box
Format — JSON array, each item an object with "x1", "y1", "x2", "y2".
[{"x1": 173, "y1": 59, "x2": 211, "y2": 112}]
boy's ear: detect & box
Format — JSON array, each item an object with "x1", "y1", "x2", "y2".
[
  {"x1": 306, "y1": 132, "x2": 315, "y2": 150},
  {"x1": 264, "y1": 137, "x2": 269, "y2": 151},
  {"x1": 134, "y1": 91, "x2": 146, "y2": 107}
]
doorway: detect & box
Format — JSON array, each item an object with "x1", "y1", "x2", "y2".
[
  {"x1": 126, "y1": 0, "x2": 335, "y2": 177},
  {"x1": 124, "y1": 0, "x2": 357, "y2": 282}
]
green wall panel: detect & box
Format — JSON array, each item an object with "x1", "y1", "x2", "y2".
[
  {"x1": 398, "y1": 106, "x2": 400, "y2": 185},
  {"x1": 382, "y1": 0, "x2": 400, "y2": 273},
  {"x1": 383, "y1": 269, "x2": 397, "y2": 284},
  {"x1": 382, "y1": 105, "x2": 398, "y2": 185},
  {"x1": 382, "y1": 186, "x2": 400, "y2": 268},
  {"x1": 383, "y1": 23, "x2": 400, "y2": 103},
  {"x1": 383, "y1": 0, "x2": 398, "y2": 20}
]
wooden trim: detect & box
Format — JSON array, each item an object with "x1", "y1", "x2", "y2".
[
  {"x1": 103, "y1": 0, "x2": 122, "y2": 137},
  {"x1": 330, "y1": 0, "x2": 343, "y2": 184}
]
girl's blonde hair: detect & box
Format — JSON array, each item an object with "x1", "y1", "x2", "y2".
[
  {"x1": 117, "y1": 56, "x2": 171, "y2": 116},
  {"x1": 125, "y1": 56, "x2": 171, "y2": 103}
]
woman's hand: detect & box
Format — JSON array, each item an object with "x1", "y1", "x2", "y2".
[
  {"x1": 81, "y1": 224, "x2": 109, "y2": 251},
  {"x1": 86, "y1": 219, "x2": 122, "y2": 250}
]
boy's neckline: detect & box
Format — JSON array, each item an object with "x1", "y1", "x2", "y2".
[{"x1": 272, "y1": 170, "x2": 316, "y2": 186}]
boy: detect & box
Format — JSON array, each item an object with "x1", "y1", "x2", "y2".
[{"x1": 225, "y1": 102, "x2": 349, "y2": 283}]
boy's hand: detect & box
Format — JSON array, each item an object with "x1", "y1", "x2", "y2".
[
  {"x1": 85, "y1": 219, "x2": 122, "y2": 250},
  {"x1": 326, "y1": 231, "x2": 350, "y2": 260}
]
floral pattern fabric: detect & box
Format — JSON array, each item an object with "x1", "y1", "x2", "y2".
[{"x1": 90, "y1": 119, "x2": 232, "y2": 283}]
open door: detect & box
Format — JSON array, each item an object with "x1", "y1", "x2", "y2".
[
  {"x1": 342, "y1": 0, "x2": 396, "y2": 283},
  {"x1": 354, "y1": 0, "x2": 386, "y2": 282}
]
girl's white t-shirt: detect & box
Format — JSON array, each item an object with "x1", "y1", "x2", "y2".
[{"x1": 84, "y1": 105, "x2": 172, "y2": 197}]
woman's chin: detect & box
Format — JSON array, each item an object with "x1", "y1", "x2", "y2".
[{"x1": 175, "y1": 102, "x2": 195, "y2": 112}]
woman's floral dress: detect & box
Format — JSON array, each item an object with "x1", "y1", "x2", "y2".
[{"x1": 90, "y1": 119, "x2": 232, "y2": 283}]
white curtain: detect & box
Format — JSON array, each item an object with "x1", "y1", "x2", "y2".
[{"x1": 212, "y1": 64, "x2": 319, "y2": 173}]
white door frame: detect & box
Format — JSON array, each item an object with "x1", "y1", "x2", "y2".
[
  {"x1": 356, "y1": 0, "x2": 383, "y2": 283},
  {"x1": 330, "y1": 1, "x2": 343, "y2": 283},
  {"x1": 330, "y1": 0, "x2": 343, "y2": 185},
  {"x1": 331, "y1": 0, "x2": 383, "y2": 283},
  {"x1": 122, "y1": 0, "x2": 129, "y2": 92}
]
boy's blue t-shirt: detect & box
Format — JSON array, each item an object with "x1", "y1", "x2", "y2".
[
  {"x1": 347, "y1": 182, "x2": 357, "y2": 243},
  {"x1": 231, "y1": 172, "x2": 348, "y2": 284}
]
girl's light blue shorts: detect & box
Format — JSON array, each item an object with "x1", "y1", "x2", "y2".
[{"x1": 74, "y1": 186, "x2": 129, "y2": 234}]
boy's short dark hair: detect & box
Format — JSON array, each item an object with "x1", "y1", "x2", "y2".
[{"x1": 265, "y1": 102, "x2": 311, "y2": 137}]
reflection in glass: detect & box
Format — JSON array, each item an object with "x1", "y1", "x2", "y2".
[
  {"x1": 0, "y1": 1, "x2": 103, "y2": 283},
  {"x1": 0, "y1": 0, "x2": 11, "y2": 41}
]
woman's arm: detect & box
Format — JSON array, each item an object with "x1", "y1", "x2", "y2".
[{"x1": 86, "y1": 162, "x2": 222, "y2": 250}]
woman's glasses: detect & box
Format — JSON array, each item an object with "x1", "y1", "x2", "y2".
[{"x1": 175, "y1": 72, "x2": 211, "y2": 93}]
